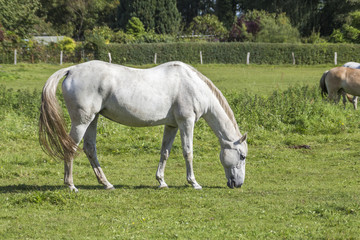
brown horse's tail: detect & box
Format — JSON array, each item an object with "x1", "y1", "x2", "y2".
[
  {"x1": 319, "y1": 70, "x2": 329, "y2": 97},
  {"x1": 39, "y1": 67, "x2": 78, "y2": 161}
]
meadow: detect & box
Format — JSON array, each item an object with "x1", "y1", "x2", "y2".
[{"x1": 0, "y1": 63, "x2": 359, "y2": 239}]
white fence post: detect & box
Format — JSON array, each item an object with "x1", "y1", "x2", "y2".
[
  {"x1": 60, "y1": 51, "x2": 63, "y2": 65},
  {"x1": 246, "y1": 52, "x2": 250, "y2": 65},
  {"x1": 334, "y1": 52, "x2": 337, "y2": 65},
  {"x1": 200, "y1": 51, "x2": 203, "y2": 64},
  {"x1": 292, "y1": 52, "x2": 295, "y2": 65},
  {"x1": 108, "y1": 52, "x2": 112, "y2": 63},
  {"x1": 154, "y1": 53, "x2": 157, "y2": 64},
  {"x1": 14, "y1": 49, "x2": 17, "y2": 65}
]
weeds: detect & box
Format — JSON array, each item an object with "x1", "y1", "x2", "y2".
[{"x1": 2, "y1": 84, "x2": 359, "y2": 142}]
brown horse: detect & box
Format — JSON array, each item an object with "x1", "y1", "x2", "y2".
[{"x1": 320, "y1": 67, "x2": 360, "y2": 109}]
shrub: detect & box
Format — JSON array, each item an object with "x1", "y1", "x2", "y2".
[
  {"x1": 126, "y1": 17, "x2": 145, "y2": 37},
  {"x1": 188, "y1": 14, "x2": 228, "y2": 40},
  {"x1": 58, "y1": 37, "x2": 76, "y2": 53}
]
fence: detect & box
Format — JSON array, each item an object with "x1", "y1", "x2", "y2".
[
  {"x1": 0, "y1": 47, "x2": 95, "y2": 64},
  {"x1": 1, "y1": 42, "x2": 360, "y2": 65}
]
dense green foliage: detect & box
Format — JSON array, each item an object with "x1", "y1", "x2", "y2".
[
  {"x1": 1, "y1": 0, "x2": 360, "y2": 43},
  {"x1": 0, "y1": 0, "x2": 40, "y2": 38},
  {"x1": 98, "y1": 42, "x2": 360, "y2": 65},
  {"x1": 1, "y1": 64, "x2": 360, "y2": 238},
  {"x1": 118, "y1": 0, "x2": 181, "y2": 34}
]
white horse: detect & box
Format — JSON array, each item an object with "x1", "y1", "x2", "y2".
[
  {"x1": 39, "y1": 60, "x2": 248, "y2": 191},
  {"x1": 342, "y1": 62, "x2": 360, "y2": 109},
  {"x1": 343, "y1": 62, "x2": 360, "y2": 69}
]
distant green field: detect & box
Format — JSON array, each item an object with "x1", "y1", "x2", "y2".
[
  {"x1": 0, "y1": 62, "x2": 330, "y2": 94},
  {"x1": 1, "y1": 63, "x2": 359, "y2": 239}
]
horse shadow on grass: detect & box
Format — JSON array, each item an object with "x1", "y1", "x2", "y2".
[{"x1": 0, "y1": 184, "x2": 223, "y2": 193}]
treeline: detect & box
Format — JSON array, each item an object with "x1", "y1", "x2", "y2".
[
  {"x1": 0, "y1": 0, "x2": 359, "y2": 44},
  {"x1": 0, "y1": 0, "x2": 359, "y2": 64}
]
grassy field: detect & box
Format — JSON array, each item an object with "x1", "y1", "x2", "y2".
[{"x1": 0, "y1": 63, "x2": 359, "y2": 239}]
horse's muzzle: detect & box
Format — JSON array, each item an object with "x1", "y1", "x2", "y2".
[{"x1": 227, "y1": 179, "x2": 242, "y2": 189}]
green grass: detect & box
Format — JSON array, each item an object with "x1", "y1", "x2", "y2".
[
  {"x1": 1, "y1": 62, "x2": 330, "y2": 94},
  {"x1": 1, "y1": 63, "x2": 359, "y2": 239}
]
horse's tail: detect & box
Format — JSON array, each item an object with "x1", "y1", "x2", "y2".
[
  {"x1": 319, "y1": 70, "x2": 329, "y2": 97},
  {"x1": 39, "y1": 66, "x2": 77, "y2": 161}
]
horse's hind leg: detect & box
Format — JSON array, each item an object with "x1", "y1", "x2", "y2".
[
  {"x1": 83, "y1": 114, "x2": 114, "y2": 190},
  {"x1": 156, "y1": 125, "x2": 178, "y2": 188},
  {"x1": 353, "y1": 96, "x2": 358, "y2": 110}
]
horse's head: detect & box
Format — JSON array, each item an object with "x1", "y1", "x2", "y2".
[{"x1": 220, "y1": 133, "x2": 248, "y2": 188}]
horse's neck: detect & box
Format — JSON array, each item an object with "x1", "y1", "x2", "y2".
[{"x1": 203, "y1": 102, "x2": 240, "y2": 143}]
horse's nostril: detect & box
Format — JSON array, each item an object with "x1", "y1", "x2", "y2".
[{"x1": 227, "y1": 179, "x2": 235, "y2": 189}]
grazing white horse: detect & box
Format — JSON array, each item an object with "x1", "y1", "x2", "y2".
[{"x1": 39, "y1": 60, "x2": 248, "y2": 191}]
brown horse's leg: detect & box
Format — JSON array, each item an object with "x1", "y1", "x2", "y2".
[
  {"x1": 328, "y1": 90, "x2": 340, "y2": 105},
  {"x1": 340, "y1": 90, "x2": 347, "y2": 109},
  {"x1": 353, "y1": 96, "x2": 358, "y2": 110}
]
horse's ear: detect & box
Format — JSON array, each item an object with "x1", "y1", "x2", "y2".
[{"x1": 239, "y1": 133, "x2": 247, "y2": 143}]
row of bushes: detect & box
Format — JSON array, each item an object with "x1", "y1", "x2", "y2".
[
  {"x1": 97, "y1": 42, "x2": 360, "y2": 65},
  {"x1": 1, "y1": 42, "x2": 360, "y2": 65}
]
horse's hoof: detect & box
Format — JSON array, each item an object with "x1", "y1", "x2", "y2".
[
  {"x1": 68, "y1": 185, "x2": 79, "y2": 193},
  {"x1": 158, "y1": 183, "x2": 169, "y2": 189},
  {"x1": 104, "y1": 185, "x2": 115, "y2": 190},
  {"x1": 193, "y1": 184, "x2": 202, "y2": 190}
]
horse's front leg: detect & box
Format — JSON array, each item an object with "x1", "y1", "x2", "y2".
[
  {"x1": 156, "y1": 125, "x2": 178, "y2": 188},
  {"x1": 179, "y1": 119, "x2": 202, "y2": 190},
  {"x1": 341, "y1": 91, "x2": 347, "y2": 109}
]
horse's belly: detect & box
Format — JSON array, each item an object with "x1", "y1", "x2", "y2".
[
  {"x1": 100, "y1": 96, "x2": 176, "y2": 127},
  {"x1": 343, "y1": 83, "x2": 360, "y2": 96}
]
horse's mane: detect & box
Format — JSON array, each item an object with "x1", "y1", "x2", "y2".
[{"x1": 188, "y1": 65, "x2": 240, "y2": 135}]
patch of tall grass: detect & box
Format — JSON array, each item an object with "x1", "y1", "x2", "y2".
[
  {"x1": 1, "y1": 84, "x2": 359, "y2": 145},
  {"x1": 228, "y1": 84, "x2": 359, "y2": 138}
]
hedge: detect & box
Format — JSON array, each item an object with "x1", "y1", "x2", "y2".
[
  {"x1": 1, "y1": 42, "x2": 360, "y2": 65},
  {"x1": 98, "y1": 42, "x2": 360, "y2": 65}
]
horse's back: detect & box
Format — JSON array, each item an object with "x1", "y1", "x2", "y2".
[{"x1": 62, "y1": 61, "x2": 210, "y2": 127}]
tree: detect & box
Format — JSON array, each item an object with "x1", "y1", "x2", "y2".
[
  {"x1": 229, "y1": 10, "x2": 300, "y2": 43},
  {"x1": 238, "y1": 0, "x2": 321, "y2": 37},
  {"x1": 155, "y1": 0, "x2": 181, "y2": 34},
  {"x1": 229, "y1": 14, "x2": 261, "y2": 41},
  {"x1": 176, "y1": 0, "x2": 215, "y2": 28},
  {"x1": 216, "y1": 0, "x2": 240, "y2": 29},
  {"x1": 37, "y1": 0, "x2": 119, "y2": 40},
  {"x1": 255, "y1": 12, "x2": 300, "y2": 43},
  {"x1": 330, "y1": 11, "x2": 360, "y2": 43},
  {"x1": 0, "y1": 0, "x2": 40, "y2": 38},
  {"x1": 319, "y1": 0, "x2": 360, "y2": 36},
  {"x1": 118, "y1": 0, "x2": 180, "y2": 34},
  {"x1": 188, "y1": 14, "x2": 228, "y2": 39},
  {"x1": 126, "y1": 17, "x2": 145, "y2": 37}
]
